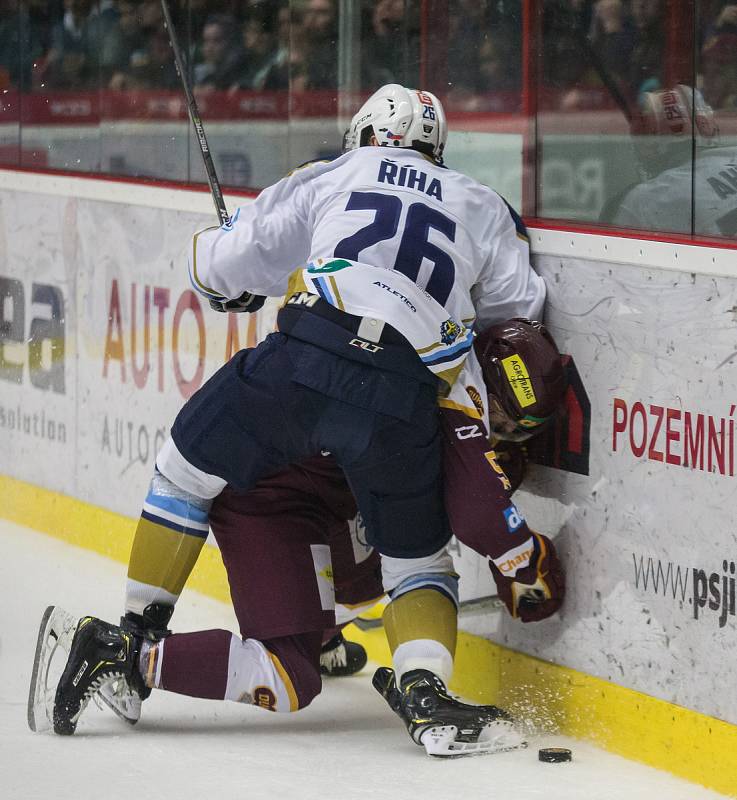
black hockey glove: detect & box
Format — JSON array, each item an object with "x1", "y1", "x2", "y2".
[{"x1": 209, "y1": 292, "x2": 266, "y2": 313}]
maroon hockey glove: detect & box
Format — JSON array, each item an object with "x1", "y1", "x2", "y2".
[{"x1": 489, "y1": 532, "x2": 564, "y2": 622}]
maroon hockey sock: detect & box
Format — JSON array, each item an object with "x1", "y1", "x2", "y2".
[{"x1": 158, "y1": 629, "x2": 232, "y2": 699}]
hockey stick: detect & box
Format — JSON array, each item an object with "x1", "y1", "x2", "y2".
[
  {"x1": 571, "y1": 21, "x2": 635, "y2": 123},
  {"x1": 160, "y1": 0, "x2": 230, "y2": 225}
]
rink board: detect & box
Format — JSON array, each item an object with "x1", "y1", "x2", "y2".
[
  {"x1": 3, "y1": 471, "x2": 737, "y2": 798},
  {"x1": 1, "y1": 169, "x2": 737, "y2": 793}
]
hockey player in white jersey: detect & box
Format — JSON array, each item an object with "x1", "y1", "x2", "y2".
[
  {"x1": 31, "y1": 85, "x2": 546, "y2": 754},
  {"x1": 606, "y1": 85, "x2": 737, "y2": 236}
]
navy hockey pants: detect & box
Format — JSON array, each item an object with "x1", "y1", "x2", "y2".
[{"x1": 170, "y1": 331, "x2": 451, "y2": 559}]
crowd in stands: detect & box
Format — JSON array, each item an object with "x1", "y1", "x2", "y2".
[
  {"x1": 543, "y1": 0, "x2": 737, "y2": 111},
  {"x1": 0, "y1": 0, "x2": 736, "y2": 111}
]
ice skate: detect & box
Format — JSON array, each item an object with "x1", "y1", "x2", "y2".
[
  {"x1": 51, "y1": 615, "x2": 145, "y2": 735},
  {"x1": 28, "y1": 606, "x2": 79, "y2": 733},
  {"x1": 96, "y1": 605, "x2": 172, "y2": 725},
  {"x1": 373, "y1": 667, "x2": 526, "y2": 757},
  {"x1": 320, "y1": 632, "x2": 367, "y2": 676},
  {"x1": 97, "y1": 676, "x2": 143, "y2": 725}
]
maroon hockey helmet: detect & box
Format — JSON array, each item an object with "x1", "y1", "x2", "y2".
[{"x1": 474, "y1": 319, "x2": 567, "y2": 442}]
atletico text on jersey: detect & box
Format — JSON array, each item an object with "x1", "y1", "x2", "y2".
[
  {"x1": 188, "y1": 146, "x2": 545, "y2": 336},
  {"x1": 297, "y1": 258, "x2": 474, "y2": 387}
]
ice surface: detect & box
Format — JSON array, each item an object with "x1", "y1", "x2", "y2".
[{"x1": 0, "y1": 520, "x2": 728, "y2": 800}]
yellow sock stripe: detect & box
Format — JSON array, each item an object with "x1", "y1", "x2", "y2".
[
  {"x1": 382, "y1": 588, "x2": 457, "y2": 657},
  {"x1": 3, "y1": 472, "x2": 737, "y2": 797},
  {"x1": 267, "y1": 650, "x2": 299, "y2": 712},
  {"x1": 128, "y1": 518, "x2": 207, "y2": 596}
]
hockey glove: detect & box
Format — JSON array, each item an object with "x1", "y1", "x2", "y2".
[
  {"x1": 208, "y1": 292, "x2": 266, "y2": 314},
  {"x1": 489, "y1": 532, "x2": 564, "y2": 622}
]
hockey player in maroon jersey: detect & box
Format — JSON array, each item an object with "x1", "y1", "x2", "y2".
[
  {"x1": 29, "y1": 85, "x2": 560, "y2": 755},
  {"x1": 29, "y1": 318, "x2": 566, "y2": 756}
]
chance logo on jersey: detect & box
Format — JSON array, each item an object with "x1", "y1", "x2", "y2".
[
  {"x1": 503, "y1": 504, "x2": 525, "y2": 532},
  {"x1": 492, "y1": 538, "x2": 534, "y2": 576}
]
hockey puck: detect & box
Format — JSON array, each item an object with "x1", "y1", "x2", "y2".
[{"x1": 538, "y1": 747, "x2": 572, "y2": 763}]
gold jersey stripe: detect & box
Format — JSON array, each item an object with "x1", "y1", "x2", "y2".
[
  {"x1": 268, "y1": 650, "x2": 299, "y2": 712},
  {"x1": 190, "y1": 226, "x2": 221, "y2": 295}
]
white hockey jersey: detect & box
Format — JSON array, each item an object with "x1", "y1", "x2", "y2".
[
  {"x1": 189, "y1": 147, "x2": 545, "y2": 334},
  {"x1": 612, "y1": 147, "x2": 737, "y2": 236}
]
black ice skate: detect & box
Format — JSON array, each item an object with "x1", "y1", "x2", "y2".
[
  {"x1": 373, "y1": 667, "x2": 527, "y2": 757},
  {"x1": 97, "y1": 605, "x2": 172, "y2": 726},
  {"x1": 320, "y1": 632, "x2": 368, "y2": 676},
  {"x1": 52, "y1": 615, "x2": 145, "y2": 735}
]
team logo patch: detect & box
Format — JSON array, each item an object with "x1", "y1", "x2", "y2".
[
  {"x1": 503, "y1": 504, "x2": 525, "y2": 532},
  {"x1": 467, "y1": 386, "x2": 484, "y2": 416},
  {"x1": 311, "y1": 544, "x2": 335, "y2": 612},
  {"x1": 307, "y1": 259, "x2": 352, "y2": 274},
  {"x1": 253, "y1": 686, "x2": 276, "y2": 711},
  {"x1": 501, "y1": 354, "x2": 537, "y2": 409},
  {"x1": 440, "y1": 318, "x2": 462, "y2": 345}
]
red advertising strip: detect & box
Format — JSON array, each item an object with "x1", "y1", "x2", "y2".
[{"x1": 612, "y1": 397, "x2": 736, "y2": 477}]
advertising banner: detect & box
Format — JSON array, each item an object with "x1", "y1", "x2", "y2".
[
  {"x1": 4, "y1": 179, "x2": 737, "y2": 724},
  {"x1": 498, "y1": 253, "x2": 737, "y2": 724},
  {"x1": 0, "y1": 191, "x2": 77, "y2": 495}
]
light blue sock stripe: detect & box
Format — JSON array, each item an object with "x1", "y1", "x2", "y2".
[
  {"x1": 389, "y1": 572, "x2": 460, "y2": 607},
  {"x1": 144, "y1": 492, "x2": 209, "y2": 525}
]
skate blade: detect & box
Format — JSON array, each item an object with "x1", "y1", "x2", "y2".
[
  {"x1": 27, "y1": 606, "x2": 79, "y2": 733},
  {"x1": 97, "y1": 678, "x2": 141, "y2": 725},
  {"x1": 420, "y1": 720, "x2": 528, "y2": 758}
]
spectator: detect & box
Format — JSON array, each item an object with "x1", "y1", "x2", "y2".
[
  {"x1": 101, "y1": 0, "x2": 147, "y2": 86},
  {"x1": 42, "y1": 0, "x2": 99, "y2": 89},
  {"x1": 589, "y1": 0, "x2": 635, "y2": 88},
  {"x1": 230, "y1": 7, "x2": 280, "y2": 91},
  {"x1": 193, "y1": 14, "x2": 245, "y2": 91},
  {"x1": 300, "y1": 0, "x2": 338, "y2": 89},
  {"x1": 0, "y1": 0, "x2": 43, "y2": 90},
  {"x1": 362, "y1": 0, "x2": 419, "y2": 89},
  {"x1": 258, "y1": 3, "x2": 301, "y2": 92},
  {"x1": 629, "y1": 0, "x2": 665, "y2": 95},
  {"x1": 447, "y1": 1, "x2": 484, "y2": 93},
  {"x1": 701, "y1": 30, "x2": 737, "y2": 110},
  {"x1": 541, "y1": 0, "x2": 594, "y2": 93},
  {"x1": 109, "y1": 28, "x2": 180, "y2": 90}
]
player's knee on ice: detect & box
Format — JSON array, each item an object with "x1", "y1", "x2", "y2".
[{"x1": 157, "y1": 630, "x2": 323, "y2": 712}]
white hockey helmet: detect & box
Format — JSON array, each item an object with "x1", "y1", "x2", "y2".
[
  {"x1": 344, "y1": 83, "x2": 447, "y2": 163},
  {"x1": 635, "y1": 84, "x2": 718, "y2": 141},
  {"x1": 631, "y1": 85, "x2": 719, "y2": 177}
]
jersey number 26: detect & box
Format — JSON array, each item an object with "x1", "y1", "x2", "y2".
[{"x1": 334, "y1": 191, "x2": 456, "y2": 305}]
